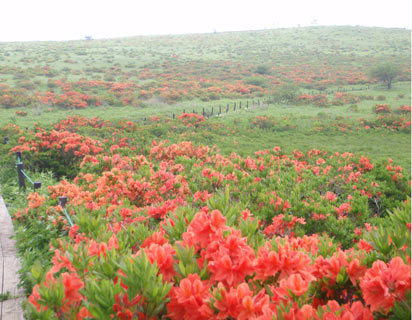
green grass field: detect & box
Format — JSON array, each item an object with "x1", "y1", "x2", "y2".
[{"x1": 0, "y1": 26, "x2": 410, "y2": 171}]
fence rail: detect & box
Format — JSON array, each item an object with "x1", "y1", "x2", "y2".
[
  {"x1": 130, "y1": 85, "x2": 380, "y2": 123},
  {"x1": 6, "y1": 151, "x2": 76, "y2": 226},
  {"x1": 137, "y1": 98, "x2": 268, "y2": 123},
  {"x1": 14, "y1": 151, "x2": 42, "y2": 192}
]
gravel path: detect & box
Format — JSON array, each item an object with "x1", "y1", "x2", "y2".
[{"x1": 0, "y1": 196, "x2": 24, "y2": 320}]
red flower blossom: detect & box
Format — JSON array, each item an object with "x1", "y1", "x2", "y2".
[
  {"x1": 360, "y1": 257, "x2": 411, "y2": 313},
  {"x1": 280, "y1": 273, "x2": 309, "y2": 296},
  {"x1": 143, "y1": 243, "x2": 176, "y2": 281},
  {"x1": 205, "y1": 230, "x2": 256, "y2": 287},
  {"x1": 61, "y1": 272, "x2": 84, "y2": 312},
  {"x1": 166, "y1": 274, "x2": 213, "y2": 320},
  {"x1": 213, "y1": 282, "x2": 270, "y2": 320}
]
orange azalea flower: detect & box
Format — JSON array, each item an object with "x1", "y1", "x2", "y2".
[
  {"x1": 27, "y1": 192, "x2": 46, "y2": 209},
  {"x1": 205, "y1": 230, "x2": 256, "y2": 287},
  {"x1": 280, "y1": 273, "x2": 309, "y2": 296},
  {"x1": 143, "y1": 243, "x2": 176, "y2": 281},
  {"x1": 325, "y1": 191, "x2": 337, "y2": 202},
  {"x1": 61, "y1": 272, "x2": 84, "y2": 311},
  {"x1": 185, "y1": 209, "x2": 228, "y2": 249},
  {"x1": 50, "y1": 249, "x2": 76, "y2": 274},
  {"x1": 360, "y1": 257, "x2": 411, "y2": 313},
  {"x1": 166, "y1": 274, "x2": 213, "y2": 320}
]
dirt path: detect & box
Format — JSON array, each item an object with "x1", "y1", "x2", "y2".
[{"x1": 0, "y1": 196, "x2": 25, "y2": 320}]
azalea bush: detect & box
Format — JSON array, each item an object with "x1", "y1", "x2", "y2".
[
  {"x1": 177, "y1": 113, "x2": 206, "y2": 128},
  {"x1": 1, "y1": 115, "x2": 410, "y2": 319},
  {"x1": 394, "y1": 105, "x2": 411, "y2": 114},
  {"x1": 373, "y1": 104, "x2": 391, "y2": 114},
  {"x1": 0, "y1": 84, "x2": 35, "y2": 108}
]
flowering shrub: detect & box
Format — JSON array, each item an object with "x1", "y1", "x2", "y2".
[
  {"x1": 15, "y1": 110, "x2": 27, "y2": 117},
  {"x1": 0, "y1": 84, "x2": 35, "y2": 108},
  {"x1": 251, "y1": 116, "x2": 294, "y2": 131},
  {"x1": 10, "y1": 128, "x2": 104, "y2": 178},
  {"x1": 251, "y1": 116, "x2": 276, "y2": 129},
  {"x1": 373, "y1": 104, "x2": 391, "y2": 114},
  {"x1": 296, "y1": 93, "x2": 329, "y2": 107},
  {"x1": 375, "y1": 115, "x2": 411, "y2": 132},
  {"x1": 36, "y1": 91, "x2": 101, "y2": 109},
  {"x1": 177, "y1": 113, "x2": 206, "y2": 127},
  {"x1": 331, "y1": 92, "x2": 359, "y2": 105},
  {"x1": 394, "y1": 105, "x2": 411, "y2": 114},
  {"x1": 2, "y1": 116, "x2": 410, "y2": 319}
]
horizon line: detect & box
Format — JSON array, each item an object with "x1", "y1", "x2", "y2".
[{"x1": 0, "y1": 24, "x2": 410, "y2": 44}]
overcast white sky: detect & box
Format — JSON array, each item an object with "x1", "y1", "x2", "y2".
[{"x1": 0, "y1": 0, "x2": 410, "y2": 42}]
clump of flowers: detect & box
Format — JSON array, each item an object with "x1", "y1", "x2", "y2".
[
  {"x1": 177, "y1": 113, "x2": 206, "y2": 127},
  {"x1": 394, "y1": 105, "x2": 411, "y2": 114},
  {"x1": 15, "y1": 110, "x2": 28, "y2": 117},
  {"x1": 373, "y1": 104, "x2": 391, "y2": 114},
  {"x1": 251, "y1": 116, "x2": 276, "y2": 129}
]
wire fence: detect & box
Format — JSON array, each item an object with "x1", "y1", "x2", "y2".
[
  {"x1": 129, "y1": 85, "x2": 381, "y2": 123},
  {"x1": 4, "y1": 150, "x2": 74, "y2": 227},
  {"x1": 141, "y1": 98, "x2": 268, "y2": 123}
]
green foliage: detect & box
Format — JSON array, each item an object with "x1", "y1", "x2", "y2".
[
  {"x1": 239, "y1": 215, "x2": 265, "y2": 250},
  {"x1": 118, "y1": 252, "x2": 171, "y2": 318},
  {"x1": 207, "y1": 186, "x2": 244, "y2": 226},
  {"x1": 364, "y1": 197, "x2": 411, "y2": 261},
  {"x1": 14, "y1": 218, "x2": 63, "y2": 294},
  {"x1": 245, "y1": 76, "x2": 267, "y2": 87},
  {"x1": 255, "y1": 65, "x2": 270, "y2": 75},
  {"x1": 24, "y1": 149, "x2": 80, "y2": 180},
  {"x1": 0, "y1": 291, "x2": 11, "y2": 302},
  {"x1": 84, "y1": 279, "x2": 122, "y2": 319},
  {"x1": 173, "y1": 244, "x2": 209, "y2": 280},
  {"x1": 270, "y1": 83, "x2": 300, "y2": 104},
  {"x1": 163, "y1": 206, "x2": 195, "y2": 244},
  {"x1": 390, "y1": 291, "x2": 411, "y2": 319}
]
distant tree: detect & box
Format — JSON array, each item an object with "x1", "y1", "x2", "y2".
[
  {"x1": 271, "y1": 83, "x2": 300, "y2": 104},
  {"x1": 369, "y1": 63, "x2": 401, "y2": 89},
  {"x1": 255, "y1": 65, "x2": 270, "y2": 75}
]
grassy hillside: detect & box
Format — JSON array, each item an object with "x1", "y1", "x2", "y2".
[
  {"x1": 0, "y1": 26, "x2": 410, "y2": 104},
  {"x1": 0, "y1": 26, "x2": 410, "y2": 170}
]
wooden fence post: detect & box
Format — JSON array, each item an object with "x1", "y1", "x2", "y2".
[
  {"x1": 17, "y1": 162, "x2": 26, "y2": 190},
  {"x1": 34, "y1": 181, "x2": 42, "y2": 191},
  {"x1": 58, "y1": 196, "x2": 67, "y2": 208}
]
